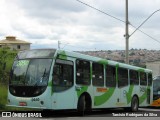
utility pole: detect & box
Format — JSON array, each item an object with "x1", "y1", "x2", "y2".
[{"x1": 125, "y1": 0, "x2": 129, "y2": 64}]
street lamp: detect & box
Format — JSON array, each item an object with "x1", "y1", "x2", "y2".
[
  {"x1": 130, "y1": 9, "x2": 160, "y2": 37},
  {"x1": 125, "y1": 6, "x2": 160, "y2": 64}
]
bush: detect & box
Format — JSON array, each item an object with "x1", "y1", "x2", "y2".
[
  {"x1": 0, "y1": 84, "x2": 8, "y2": 110},
  {"x1": 0, "y1": 48, "x2": 17, "y2": 85},
  {"x1": 0, "y1": 48, "x2": 17, "y2": 110}
]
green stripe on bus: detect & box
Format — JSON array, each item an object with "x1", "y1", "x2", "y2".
[
  {"x1": 76, "y1": 86, "x2": 88, "y2": 97},
  {"x1": 138, "y1": 68, "x2": 145, "y2": 72},
  {"x1": 94, "y1": 87, "x2": 115, "y2": 106},
  {"x1": 98, "y1": 59, "x2": 108, "y2": 65},
  {"x1": 48, "y1": 81, "x2": 54, "y2": 96},
  {"x1": 139, "y1": 86, "x2": 151, "y2": 104},
  {"x1": 126, "y1": 85, "x2": 134, "y2": 104},
  {"x1": 139, "y1": 91, "x2": 147, "y2": 104},
  {"x1": 58, "y1": 51, "x2": 67, "y2": 60}
]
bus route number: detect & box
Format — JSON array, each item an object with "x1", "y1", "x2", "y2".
[{"x1": 31, "y1": 98, "x2": 40, "y2": 102}]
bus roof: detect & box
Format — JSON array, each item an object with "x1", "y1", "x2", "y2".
[
  {"x1": 17, "y1": 49, "x2": 56, "y2": 59},
  {"x1": 57, "y1": 49, "x2": 152, "y2": 73},
  {"x1": 16, "y1": 48, "x2": 152, "y2": 73}
]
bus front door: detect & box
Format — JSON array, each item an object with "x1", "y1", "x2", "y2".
[
  {"x1": 52, "y1": 86, "x2": 76, "y2": 110},
  {"x1": 51, "y1": 59, "x2": 76, "y2": 110}
]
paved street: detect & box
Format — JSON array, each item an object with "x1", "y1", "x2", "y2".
[{"x1": 0, "y1": 107, "x2": 160, "y2": 119}]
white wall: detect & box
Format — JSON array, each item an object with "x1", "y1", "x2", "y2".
[
  {"x1": 8, "y1": 44, "x2": 30, "y2": 50},
  {"x1": 146, "y1": 61, "x2": 160, "y2": 77}
]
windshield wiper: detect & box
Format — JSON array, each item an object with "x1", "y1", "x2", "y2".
[
  {"x1": 42, "y1": 68, "x2": 46, "y2": 78},
  {"x1": 34, "y1": 69, "x2": 47, "y2": 86},
  {"x1": 39, "y1": 69, "x2": 47, "y2": 83}
]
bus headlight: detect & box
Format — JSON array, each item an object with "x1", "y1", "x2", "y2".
[{"x1": 10, "y1": 88, "x2": 16, "y2": 94}]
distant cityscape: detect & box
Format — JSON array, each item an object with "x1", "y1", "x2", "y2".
[
  {"x1": 1, "y1": 36, "x2": 159, "y2": 67},
  {"x1": 78, "y1": 49, "x2": 160, "y2": 67}
]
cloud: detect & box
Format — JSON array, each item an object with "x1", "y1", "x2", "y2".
[
  {"x1": 0, "y1": 0, "x2": 160, "y2": 50},
  {"x1": 13, "y1": 0, "x2": 87, "y2": 20}
]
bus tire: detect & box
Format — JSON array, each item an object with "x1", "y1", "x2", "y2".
[
  {"x1": 77, "y1": 95, "x2": 86, "y2": 116},
  {"x1": 131, "y1": 96, "x2": 139, "y2": 112}
]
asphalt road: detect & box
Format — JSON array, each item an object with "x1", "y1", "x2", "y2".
[{"x1": 0, "y1": 107, "x2": 160, "y2": 119}]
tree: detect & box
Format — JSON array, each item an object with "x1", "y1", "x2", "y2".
[{"x1": 0, "y1": 48, "x2": 17, "y2": 84}]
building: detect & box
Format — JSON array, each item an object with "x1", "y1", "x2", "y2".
[
  {"x1": 0, "y1": 36, "x2": 31, "y2": 51},
  {"x1": 146, "y1": 61, "x2": 160, "y2": 77}
]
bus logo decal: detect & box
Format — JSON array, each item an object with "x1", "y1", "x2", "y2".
[{"x1": 94, "y1": 87, "x2": 115, "y2": 106}]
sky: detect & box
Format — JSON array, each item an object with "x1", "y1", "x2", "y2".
[{"x1": 0, "y1": 0, "x2": 160, "y2": 51}]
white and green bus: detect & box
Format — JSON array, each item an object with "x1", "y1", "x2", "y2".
[{"x1": 7, "y1": 49, "x2": 153, "y2": 113}]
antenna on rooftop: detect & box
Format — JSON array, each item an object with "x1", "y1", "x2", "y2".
[{"x1": 58, "y1": 40, "x2": 61, "y2": 49}]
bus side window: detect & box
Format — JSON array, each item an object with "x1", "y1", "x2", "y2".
[
  {"x1": 130, "y1": 70, "x2": 139, "y2": 85},
  {"x1": 140, "y1": 72, "x2": 147, "y2": 86},
  {"x1": 106, "y1": 65, "x2": 116, "y2": 87},
  {"x1": 92, "y1": 62, "x2": 104, "y2": 87},
  {"x1": 118, "y1": 68, "x2": 128, "y2": 87},
  {"x1": 76, "y1": 59, "x2": 90, "y2": 85}
]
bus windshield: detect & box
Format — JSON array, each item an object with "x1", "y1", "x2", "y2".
[{"x1": 10, "y1": 59, "x2": 52, "y2": 86}]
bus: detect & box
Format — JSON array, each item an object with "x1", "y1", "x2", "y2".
[
  {"x1": 7, "y1": 49, "x2": 153, "y2": 114},
  {"x1": 151, "y1": 76, "x2": 160, "y2": 107}
]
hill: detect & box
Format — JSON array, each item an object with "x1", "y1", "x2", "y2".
[{"x1": 78, "y1": 49, "x2": 160, "y2": 67}]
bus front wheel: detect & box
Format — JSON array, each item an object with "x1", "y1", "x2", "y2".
[{"x1": 131, "y1": 96, "x2": 139, "y2": 112}]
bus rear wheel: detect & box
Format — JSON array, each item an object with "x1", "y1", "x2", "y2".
[
  {"x1": 131, "y1": 96, "x2": 139, "y2": 112},
  {"x1": 77, "y1": 95, "x2": 86, "y2": 116}
]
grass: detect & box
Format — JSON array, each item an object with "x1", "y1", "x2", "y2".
[{"x1": 0, "y1": 84, "x2": 8, "y2": 110}]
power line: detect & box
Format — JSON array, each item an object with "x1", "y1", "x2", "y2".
[
  {"x1": 130, "y1": 24, "x2": 160, "y2": 44},
  {"x1": 60, "y1": 43, "x2": 96, "y2": 51},
  {"x1": 76, "y1": 0, "x2": 160, "y2": 44},
  {"x1": 76, "y1": 0, "x2": 125, "y2": 23}
]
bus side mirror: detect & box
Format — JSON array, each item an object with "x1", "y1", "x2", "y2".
[{"x1": 3, "y1": 62, "x2": 6, "y2": 70}]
